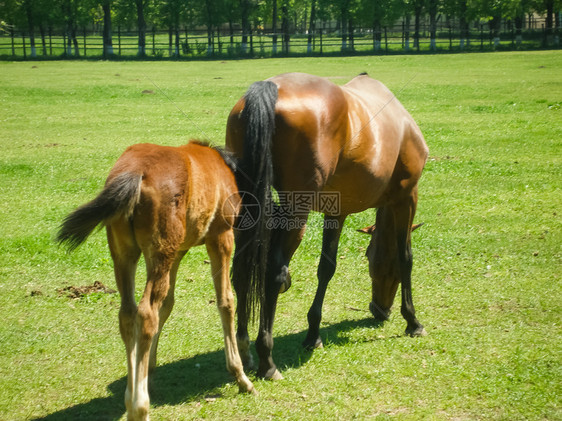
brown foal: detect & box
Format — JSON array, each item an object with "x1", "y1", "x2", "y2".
[{"x1": 57, "y1": 141, "x2": 254, "y2": 421}]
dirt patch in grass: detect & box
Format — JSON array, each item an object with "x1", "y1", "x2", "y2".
[{"x1": 57, "y1": 281, "x2": 116, "y2": 299}]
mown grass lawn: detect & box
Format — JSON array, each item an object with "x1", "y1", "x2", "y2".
[{"x1": 0, "y1": 51, "x2": 560, "y2": 420}]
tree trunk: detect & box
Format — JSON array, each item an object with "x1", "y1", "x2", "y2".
[
  {"x1": 136, "y1": 0, "x2": 146, "y2": 56},
  {"x1": 459, "y1": 0, "x2": 468, "y2": 48},
  {"x1": 515, "y1": 14, "x2": 523, "y2": 46},
  {"x1": 39, "y1": 22, "x2": 47, "y2": 55},
  {"x1": 241, "y1": 0, "x2": 250, "y2": 53},
  {"x1": 272, "y1": 0, "x2": 278, "y2": 54},
  {"x1": 372, "y1": 4, "x2": 382, "y2": 52},
  {"x1": 71, "y1": 24, "x2": 80, "y2": 55},
  {"x1": 174, "y1": 25, "x2": 180, "y2": 56},
  {"x1": 281, "y1": 0, "x2": 289, "y2": 54},
  {"x1": 490, "y1": 15, "x2": 500, "y2": 47},
  {"x1": 545, "y1": 0, "x2": 554, "y2": 45},
  {"x1": 348, "y1": 17, "x2": 354, "y2": 51},
  {"x1": 102, "y1": 1, "x2": 113, "y2": 57},
  {"x1": 414, "y1": 3, "x2": 422, "y2": 50},
  {"x1": 24, "y1": 1, "x2": 36, "y2": 57},
  {"x1": 428, "y1": 0, "x2": 437, "y2": 50},
  {"x1": 307, "y1": 0, "x2": 316, "y2": 54},
  {"x1": 340, "y1": 4, "x2": 348, "y2": 50}
]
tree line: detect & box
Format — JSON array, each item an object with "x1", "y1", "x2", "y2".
[{"x1": 1, "y1": 0, "x2": 560, "y2": 58}]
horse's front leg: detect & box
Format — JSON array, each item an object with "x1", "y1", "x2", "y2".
[{"x1": 393, "y1": 190, "x2": 426, "y2": 337}]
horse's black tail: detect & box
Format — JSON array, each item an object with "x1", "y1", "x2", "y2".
[
  {"x1": 56, "y1": 173, "x2": 142, "y2": 251},
  {"x1": 232, "y1": 80, "x2": 278, "y2": 320}
]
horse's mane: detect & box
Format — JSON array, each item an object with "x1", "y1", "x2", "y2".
[
  {"x1": 214, "y1": 146, "x2": 238, "y2": 173},
  {"x1": 187, "y1": 139, "x2": 238, "y2": 173}
]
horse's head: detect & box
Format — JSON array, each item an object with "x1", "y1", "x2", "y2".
[{"x1": 357, "y1": 223, "x2": 423, "y2": 321}]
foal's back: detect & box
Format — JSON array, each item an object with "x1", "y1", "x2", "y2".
[{"x1": 107, "y1": 141, "x2": 239, "y2": 252}]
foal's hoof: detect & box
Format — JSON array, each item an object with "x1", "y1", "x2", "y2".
[
  {"x1": 239, "y1": 383, "x2": 259, "y2": 396},
  {"x1": 405, "y1": 326, "x2": 427, "y2": 337}
]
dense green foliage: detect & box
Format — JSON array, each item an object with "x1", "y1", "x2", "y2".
[
  {"x1": 1, "y1": 0, "x2": 560, "y2": 58},
  {"x1": 0, "y1": 52, "x2": 561, "y2": 420}
]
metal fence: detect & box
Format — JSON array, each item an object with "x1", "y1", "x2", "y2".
[{"x1": 1, "y1": 20, "x2": 559, "y2": 59}]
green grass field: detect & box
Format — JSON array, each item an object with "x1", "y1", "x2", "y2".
[{"x1": 0, "y1": 51, "x2": 561, "y2": 420}]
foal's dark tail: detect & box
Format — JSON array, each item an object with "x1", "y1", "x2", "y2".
[
  {"x1": 56, "y1": 173, "x2": 142, "y2": 251},
  {"x1": 232, "y1": 80, "x2": 278, "y2": 320}
]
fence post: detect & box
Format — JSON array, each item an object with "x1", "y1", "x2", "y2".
[
  {"x1": 152, "y1": 26, "x2": 156, "y2": 54},
  {"x1": 83, "y1": 27, "x2": 87, "y2": 56},
  {"x1": 48, "y1": 27, "x2": 52, "y2": 56},
  {"x1": 118, "y1": 26, "x2": 121, "y2": 56},
  {"x1": 22, "y1": 33, "x2": 27, "y2": 59},
  {"x1": 449, "y1": 25, "x2": 452, "y2": 50}
]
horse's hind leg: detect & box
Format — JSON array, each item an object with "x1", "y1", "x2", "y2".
[
  {"x1": 107, "y1": 223, "x2": 142, "y2": 420},
  {"x1": 256, "y1": 220, "x2": 307, "y2": 380},
  {"x1": 233, "y1": 277, "x2": 253, "y2": 370},
  {"x1": 303, "y1": 215, "x2": 346, "y2": 350},
  {"x1": 149, "y1": 250, "x2": 187, "y2": 372},
  {"x1": 206, "y1": 231, "x2": 255, "y2": 394},
  {"x1": 393, "y1": 187, "x2": 426, "y2": 337},
  {"x1": 123, "y1": 251, "x2": 175, "y2": 420}
]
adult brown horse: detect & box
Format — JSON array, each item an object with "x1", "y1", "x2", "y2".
[
  {"x1": 57, "y1": 141, "x2": 255, "y2": 421},
  {"x1": 226, "y1": 72, "x2": 429, "y2": 380}
]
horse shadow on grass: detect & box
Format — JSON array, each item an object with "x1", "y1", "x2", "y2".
[{"x1": 33, "y1": 317, "x2": 386, "y2": 421}]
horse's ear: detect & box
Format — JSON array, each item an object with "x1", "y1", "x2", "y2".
[
  {"x1": 357, "y1": 225, "x2": 376, "y2": 235},
  {"x1": 411, "y1": 222, "x2": 424, "y2": 232}
]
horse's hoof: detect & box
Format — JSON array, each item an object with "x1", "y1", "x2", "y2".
[
  {"x1": 239, "y1": 383, "x2": 258, "y2": 395},
  {"x1": 405, "y1": 326, "x2": 427, "y2": 337},
  {"x1": 279, "y1": 273, "x2": 291, "y2": 293},
  {"x1": 369, "y1": 301, "x2": 390, "y2": 321},
  {"x1": 302, "y1": 336, "x2": 323, "y2": 351},
  {"x1": 267, "y1": 369, "x2": 284, "y2": 381},
  {"x1": 259, "y1": 367, "x2": 284, "y2": 380}
]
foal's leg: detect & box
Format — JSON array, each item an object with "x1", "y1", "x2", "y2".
[
  {"x1": 256, "y1": 220, "x2": 307, "y2": 380},
  {"x1": 149, "y1": 250, "x2": 187, "y2": 372},
  {"x1": 206, "y1": 231, "x2": 255, "y2": 393},
  {"x1": 393, "y1": 188, "x2": 426, "y2": 337},
  {"x1": 303, "y1": 215, "x2": 346, "y2": 350},
  {"x1": 107, "y1": 225, "x2": 141, "y2": 420}
]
